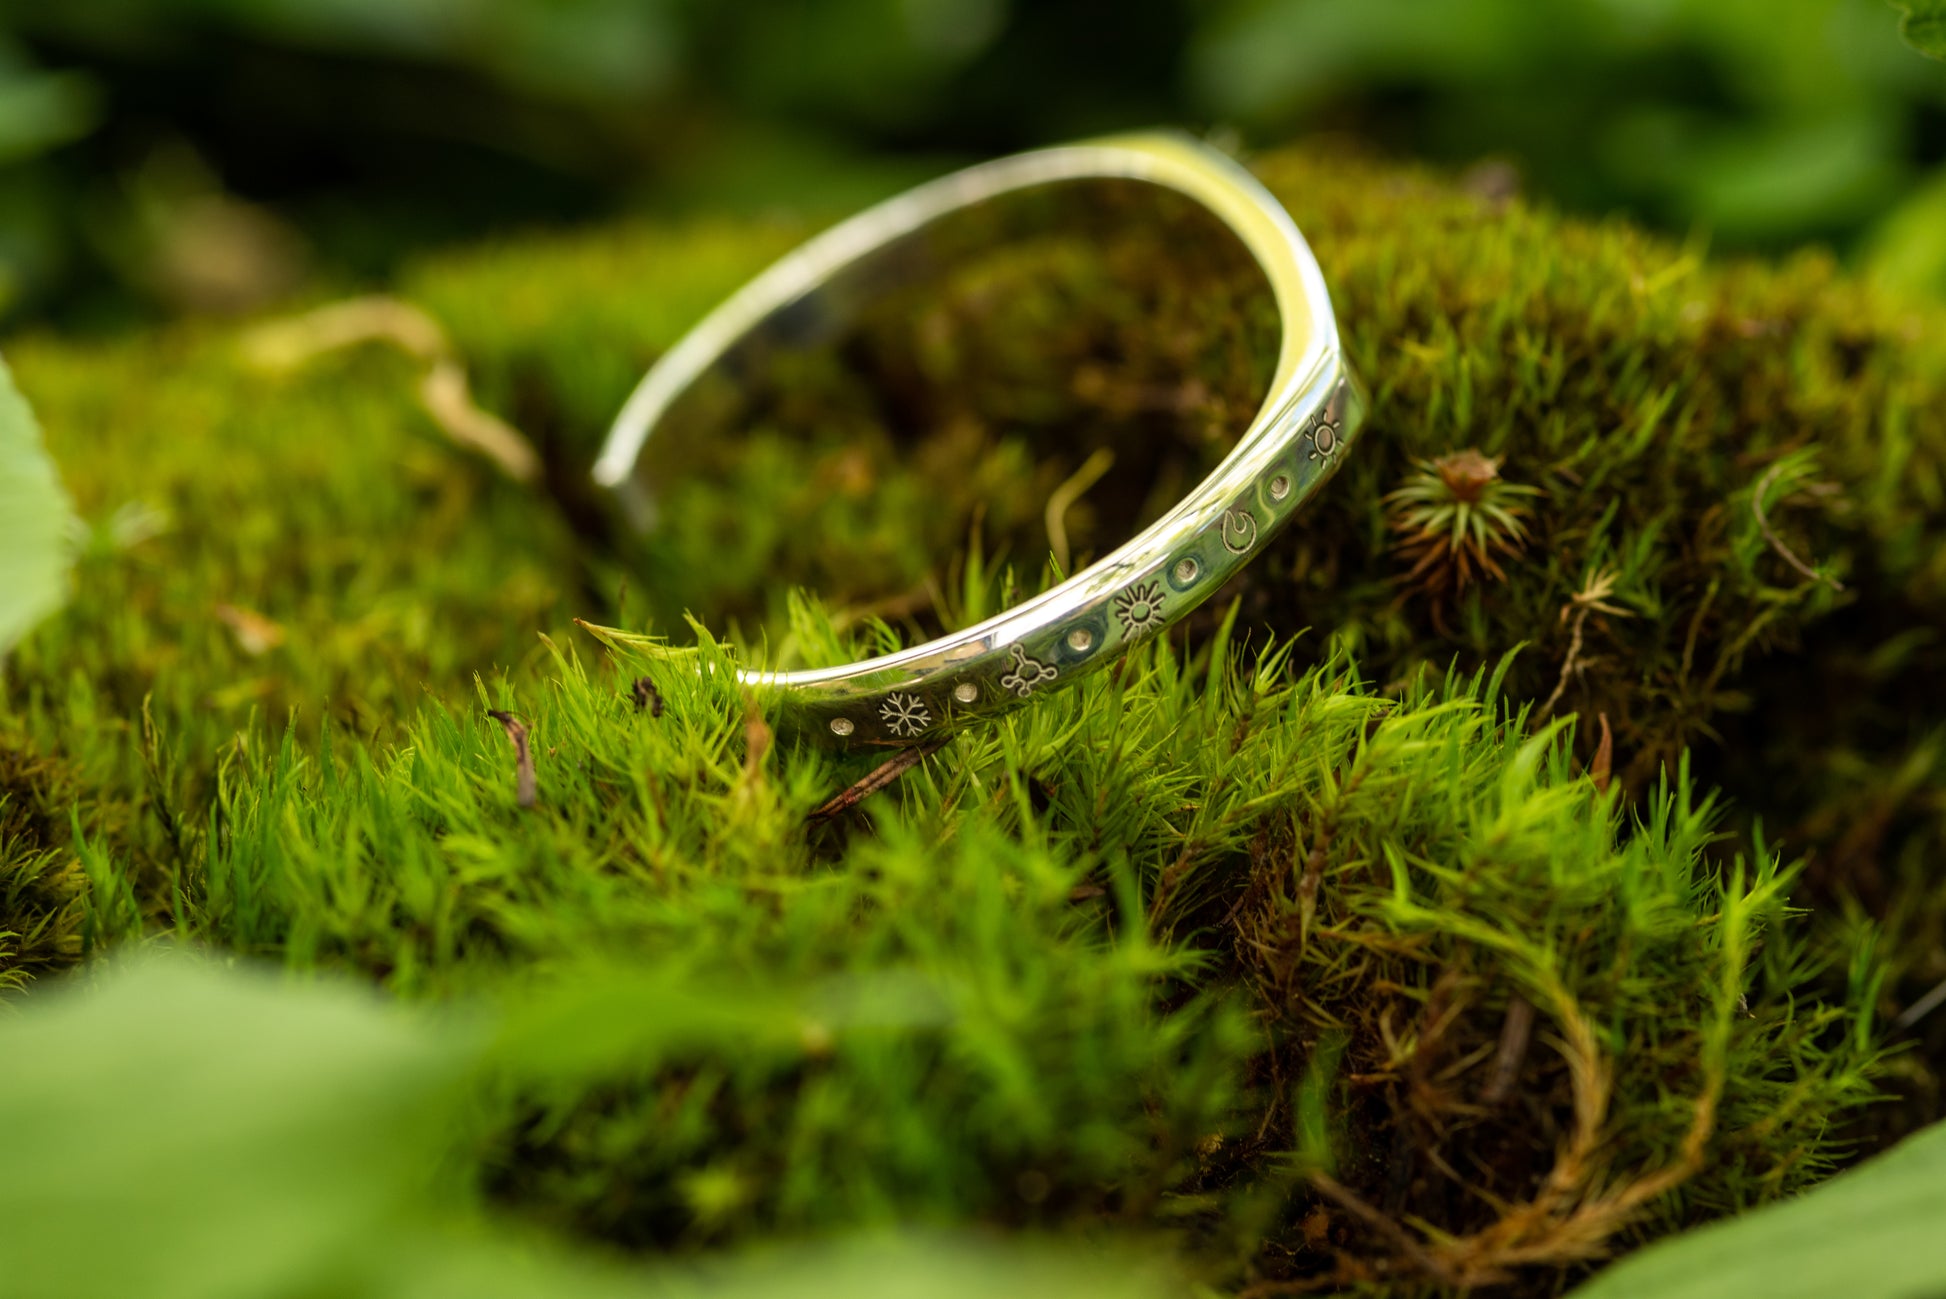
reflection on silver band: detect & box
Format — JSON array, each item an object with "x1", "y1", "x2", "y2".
[{"x1": 596, "y1": 132, "x2": 1364, "y2": 747}]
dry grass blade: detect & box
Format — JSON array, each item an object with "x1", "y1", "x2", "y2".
[{"x1": 1043, "y1": 447, "x2": 1116, "y2": 576}]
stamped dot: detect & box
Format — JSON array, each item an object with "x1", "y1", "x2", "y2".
[
  {"x1": 1173, "y1": 557, "x2": 1201, "y2": 585},
  {"x1": 1269, "y1": 473, "x2": 1292, "y2": 500},
  {"x1": 829, "y1": 717, "x2": 854, "y2": 737},
  {"x1": 1066, "y1": 627, "x2": 1094, "y2": 653},
  {"x1": 954, "y1": 681, "x2": 979, "y2": 704}
]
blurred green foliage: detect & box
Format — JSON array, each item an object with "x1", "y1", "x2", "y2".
[
  {"x1": 1891, "y1": 0, "x2": 1946, "y2": 58},
  {"x1": 0, "y1": 353, "x2": 74, "y2": 652},
  {"x1": 0, "y1": 954, "x2": 1181, "y2": 1299},
  {"x1": 0, "y1": 0, "x2": 1942, "y2": 326},
  {"x1": 1193, "y1": 0, "x2": 1946, "y2": 249}
]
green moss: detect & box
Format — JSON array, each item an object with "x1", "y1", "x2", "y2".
[
  {"x1": 409, "y1": 142, "x2": 1946, "y2": 1000},
  {"x1": 88, "y1": 628, "x2": 1882, "y2": 1290},
  {"x1": 1, "y1": 140, "x2": 1940, "y2": 1293},
  {"x1": 0, "y1": 736, "x2": 86, "y2": 993}
]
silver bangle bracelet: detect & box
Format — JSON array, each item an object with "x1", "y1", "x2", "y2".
[{"x1": 593, "y1": 132, "x2": 1363, "y2": 748}]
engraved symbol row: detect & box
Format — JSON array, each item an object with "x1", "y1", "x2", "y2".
[{"x1": 839, "y1": 396, "x2": 1344, "y2": 738}]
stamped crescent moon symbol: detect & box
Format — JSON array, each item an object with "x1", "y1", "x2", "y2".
[{"x1": 1221, "y1": 509, "x2": 1258, "y2": 554}]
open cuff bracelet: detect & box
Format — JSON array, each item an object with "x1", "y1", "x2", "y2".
[{"x1": 593, "y1": 132, "x2": 1364, "y2": 748}]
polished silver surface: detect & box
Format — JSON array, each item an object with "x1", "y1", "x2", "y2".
[{"x1": 595, "y1": 131, "x2": 1363, "y2": 747}]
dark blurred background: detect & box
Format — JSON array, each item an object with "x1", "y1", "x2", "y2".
[{"x1": 1, "y1": 0, "x2": 1942, "y2": 331}]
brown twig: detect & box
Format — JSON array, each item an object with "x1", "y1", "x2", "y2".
[
  {"x1": 1894, "y1": 975, "x2": 1946, "y2": 1031},
  {"x1": 1751, "y1": 461, "x2": 1843, "y2": 590},
  {"x1": 807, "y1": 738, "x2": 949, "y2": 823},
  {"x1": 1480, "y1": 995, "x2": 1536, "y2": 1106},
  {"x1": 485, "y1": 710, "x2": 536, "y2": 809}
]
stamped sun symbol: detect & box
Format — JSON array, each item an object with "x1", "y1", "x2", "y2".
[
  {"x1": 1113, "y1": 580, "x2": 1167, "y2": 638},
  {"x1": 878, "y1": 691, "x2": 932, "y2": 738},
  {"x1": 1306, "y1": 416, "x2": 1342, "y2": 462}
]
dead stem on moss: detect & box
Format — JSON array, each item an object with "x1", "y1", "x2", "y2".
[
  {"x1": 1588, "y1": 714, "x2": 1614, "y2": 795},
  {"x1": 1540, "y1": 569, "x2": 1630, "y2": 719},
  {"x1": 1751, "y1": 460, "x2": 1844, "y2": 591},
  {"x1": 485, "y1": 710, "x2": 537, "y2": 809},
  {"x1": 243, "y1": 296, "x2": 540, "y2": 482},
  {"x1": 1310, "y1": 1171, "x2": 1464, "y2": 1287},
  {"x1": 1318, "y1": 968, "x2": 1727, "y2": 1289}
]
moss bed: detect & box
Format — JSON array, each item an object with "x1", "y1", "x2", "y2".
[{"x1": 4, "y1": 140, "x2": 1945, "y2": 1295}]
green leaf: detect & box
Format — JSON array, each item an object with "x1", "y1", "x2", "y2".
[
  {"x1": 1891, "y1": 0, "x2": 1946, "y2": 60},
  {"x1": 1866, "y1": 164, "x2": 1946, "y2": 301},
  {"x1": 1569, "y1": 1120, "x2": 1946, "y2": 1299},
  {"x1": 0, "y1": 955, "x2": 478, "y2": 1299},
  {"x1": 0, "y1": 351, "x2": 75, "y2": 652}
]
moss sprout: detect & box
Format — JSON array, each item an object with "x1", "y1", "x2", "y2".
[{"x1": 1384, "y1": 448, "x2": 1542, "y2": 630}]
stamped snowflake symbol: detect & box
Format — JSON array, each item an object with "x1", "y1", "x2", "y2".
[
  {"x1": 878, "y1": 691, "x2": 932, "y2": 738},
  {"x1": 1113, "y1": 580, "x2": 1166, "y2": 638},
  {"x1": 998, "y1": 643, "x2": 1059, "y2": 698}
]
